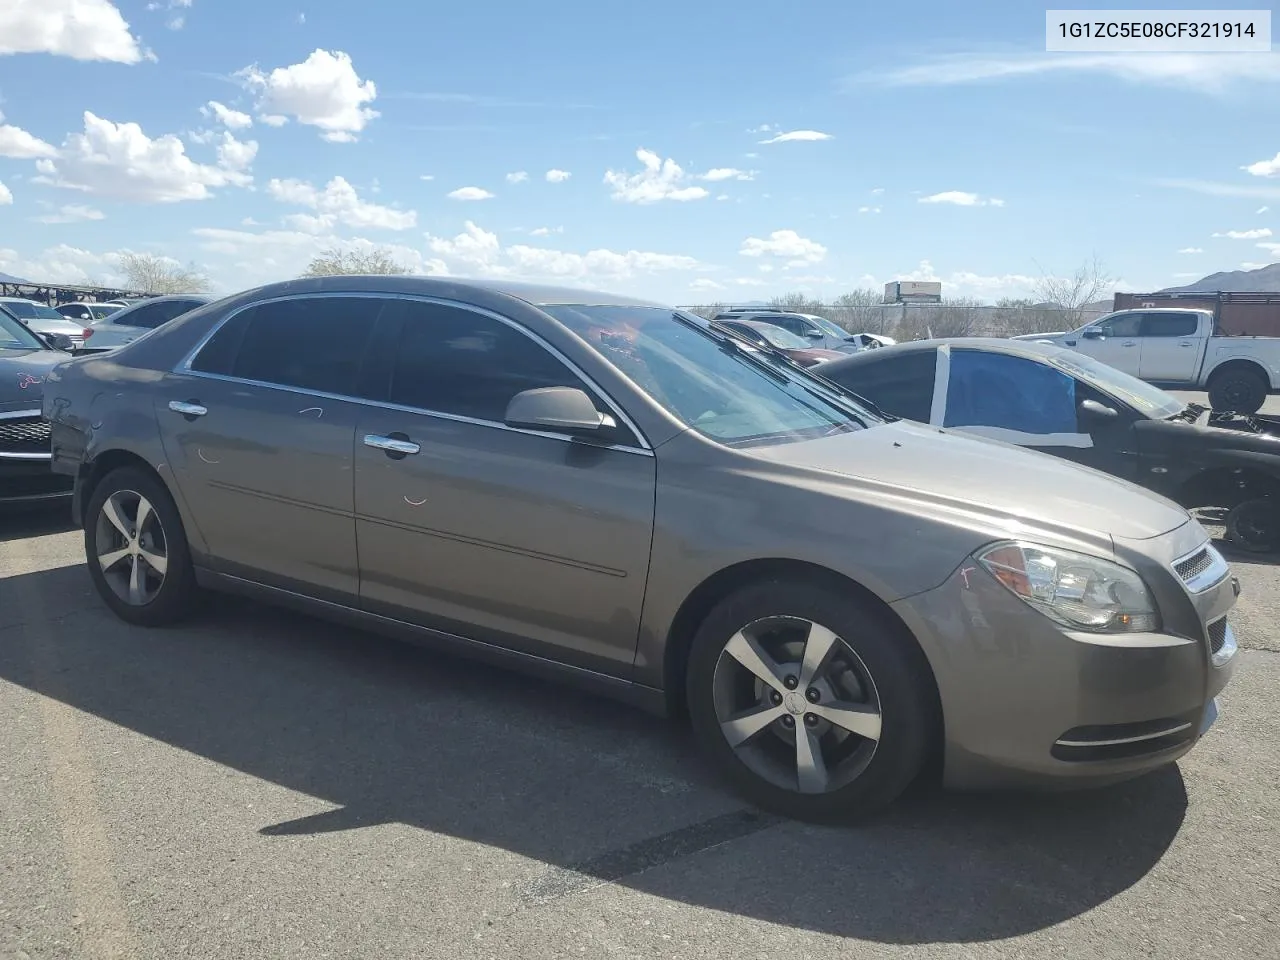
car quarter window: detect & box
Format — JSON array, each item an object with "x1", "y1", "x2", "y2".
[
  {"x1": 387, "y1": 301, "x2": 636, "y2": 441},
  {"x1": 944, "y1": 350, "x2": 1077, "y2": 435},
  {"x1": 1095, "y1": 313, "x2": 1142, "y2": 337},
  {"x1": 1141, "y1": 312, "x2": 1199, "y2": 337},
  {"x1": 191, "y1": 296, "x2": 384, "y2": 395},
  {"x1": 824, "y1": 351, "x2": 937, "y2": 423}
]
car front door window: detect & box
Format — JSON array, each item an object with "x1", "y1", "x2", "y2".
[{"x1": 941, "y1": 349, "x2": 1088, "y2": 447}]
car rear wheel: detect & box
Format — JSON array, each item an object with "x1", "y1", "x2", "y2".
[
  {"x1": 1208, "y1": 368, "x2": 1267, "y2": 415},
  {"x1": 686, "y1": 579, "x2": 935, "y2": 822},
  {"x1": 84, "y1": 466, "x2": 199, "y2": 626}
]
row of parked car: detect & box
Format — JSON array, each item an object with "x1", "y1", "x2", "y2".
[{"x1": 1, "y1": 275, "x2": 1246, "y2": 822}]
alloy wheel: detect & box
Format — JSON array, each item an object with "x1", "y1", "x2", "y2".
[
  {"x1": 711, "y1": 616, "x2": 882, "y2": 795},
  {"x1": 95, "y1": 489, "x2": 170, "y2": 606}
]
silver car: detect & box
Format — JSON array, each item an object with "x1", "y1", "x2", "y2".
[
  {"x1": 44, "y1": 277, "x2": 1240, "y2": 821},
  {"x1": 0, "y1": 297, "x2": 96, "y2": 352},
  {"x1": 80, "y1": 294, "x2": 212, "y2": 353}
]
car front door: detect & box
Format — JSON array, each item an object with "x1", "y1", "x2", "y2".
[
  {"x1": 1138, "y1": 312, "x2": 1200, "y2": 382},
  {"x1": 352, "y1": 297, "x2": 657, "y2": 677},
  {"x1": 156, "y1": 294, "x2": 389, "y2": 602},
  {"x1": 938, "y1": 347, "x2": 1134, "y2": 478},
  {"x1": 1067, "y1": 312, "x2": 1143, "y2": 374}
]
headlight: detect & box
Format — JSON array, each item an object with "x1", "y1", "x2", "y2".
[{"x1": 975, "y1": 541, "x2": 1160, "y2": 634}]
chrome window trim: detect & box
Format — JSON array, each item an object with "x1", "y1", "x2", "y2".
[
  {"x1": 1172, "y1": 542, "x2": 1230, "y2": 594},
  {"x1": 173, "y1": 291, "x2": 653, "y2": 453}
]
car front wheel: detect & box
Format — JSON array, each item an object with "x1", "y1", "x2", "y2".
[
  {"x1": 686, "y1": 579, "x2": 936, "y2": 822},
  {"x1": 84, "y1": 466, "x2": 199, "y2": 626}
]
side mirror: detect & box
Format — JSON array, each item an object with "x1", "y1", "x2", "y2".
[
  {"x1": 41, "y1": 332, "x2": 74, "y2": 352},
  {"x1": 1080, "y1": 328, "x2": 1104, "y2": 340},
  {"x1": 804, "y1": 330, "x2": 824, "y2": 340},
  {"x1": 1079, "y1": 398, "x2": 1118, "y2": 420},
  {"x1": 505, "y1": 386, "x2": 614, "y2": 433}
]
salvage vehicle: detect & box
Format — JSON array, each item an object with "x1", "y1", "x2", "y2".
[
  {"x1": 818, "y1": 338, "x2": 1280, "y2": 552},
  {"x1": 0, "y1": 307, "x2": 74, "y2": 504},
  {"x1": 80, "y1": 294, "x2": 212, "y2": 353},
  {"x1": 710, "y1": 307, "x2": 866, "y2": 354},
  {"x1": 43, "y1": 277, "x2": 1238, "y2": 820},
  {"x1": 1015, "y1": 307, "x2": 1280, "y2": 415},
  {"x1": 709, "y1": 318, "x2": 846, "y2": 367},
  {"x1": 0, "y1": 297, "x2": 96, "y2": 353}
]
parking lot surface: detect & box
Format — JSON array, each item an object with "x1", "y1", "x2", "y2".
[{"x1": 3, "y1": 395, "x2": 1278, "y2": 960}]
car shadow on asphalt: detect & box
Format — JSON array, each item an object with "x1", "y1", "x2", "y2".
[
  {"x1": 0, "y1": 502, "x2": 76, "y2": 544},
  {"x1": 0, "y1": 563, "x2": 1190, "y2": 945}
]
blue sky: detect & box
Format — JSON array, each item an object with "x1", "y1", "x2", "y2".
[{"x1": 0, "y1": 0, "x2": 1278, "y2": 302}]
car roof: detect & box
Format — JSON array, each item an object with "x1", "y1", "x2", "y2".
[
  {"x1": 228, "y1": 275, "x2": 667, "y2": 309},
  {"x1": 818, "y1": 336, "x2": 1069, "y2": 373}
]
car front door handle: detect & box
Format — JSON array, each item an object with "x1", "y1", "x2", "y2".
[
  {"x1": 1179, "y1": 341, "x2": 1193, "y2": 347},
  {"x1": 168, "y1": 399, "x2": 207, "y2": 418},
  {"x1": 363, "y1": 433, "x2": 420, "y2": 457}
]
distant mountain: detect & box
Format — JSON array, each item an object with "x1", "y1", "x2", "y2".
[
  {"x1": 1161, "y1": 262, "x2": 1280, "y2": 293},
  {"x1": 0, "y1": 271, "x2": 31, "y2": 284}
]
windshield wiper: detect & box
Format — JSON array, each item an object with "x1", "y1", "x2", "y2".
[{"x1": 674, "y1": 313, "x2": 791, "y2": 384}]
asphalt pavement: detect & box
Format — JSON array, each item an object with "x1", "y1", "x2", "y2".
[{"x1": 2, "y1": 407, "x2": 1278, "y2": 959}]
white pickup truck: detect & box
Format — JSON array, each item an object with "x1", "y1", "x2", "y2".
[{"x1": 1015, "y1": 307, "x2": 1280, "y2": 414}]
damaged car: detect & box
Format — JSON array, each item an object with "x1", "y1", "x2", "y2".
[{"x1": 818, "y1": 338, "x2": 1280, "y2": 553}]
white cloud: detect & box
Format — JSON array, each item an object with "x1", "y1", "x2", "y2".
[
  {"x1": 716, "y1": 194, "x2": 730, "y2": 201},
  {"x1": 0, "y1": 181, "x2": 11, "y2": 205},
  {"x1": 447, "y1": 186, "x2": 495, "y2": 201},
  {"x1": 1256, "y1": 242, "x2": 1280, "y2": 257},
  {"x1": 739, "y1": 229, "x2": 827, "y2": 264},
  {"x1": 1240, "y1": 261, "x2": 1272, "y2": 270},
  {"x1": 0, "y1": 111, "x2": 57, "y2": 158},
  {"x1": 34, "y1": 111, "x2": 252, "y2": 202},
  {"x1": 757, "y1": 130, "x2": 833, "y2": 145},
  {"x1": 529, "y1": 226, "x2": 563, "y2": 237},
  {"x1": 1212, "y1": 228, "x2": 1273, "y2": 240},
  {"x1": 259, "y1": 114, "x2": 288, "y2": 127},
  {"x1": 919, "y1": 191, "x2": 1004, "y2": 207},
  {"x1": 419, "y1": 174, "x2": 434, "y2": 181},
  {"x1": 1178, "y1": 247, "x2": 1203, "y2": 254},
  {"x1": 545, "y1": 169, "x2": 572, "y2": 183},
  {"x1": 1244, "y1": 153, "x2": 1280, "y2": 178},
  {"x1": 604, "y1": 148, "x2": 709, "y2": 204},
  {"x1": 689, "y1": 278, "x2": 724, "y2": 292},
  {"x1": 864, "y1": 51, "x2": 1280, "y2": 93},
  {"x1": 215, "y1": 132, "x2": 257, "y2": 182},
  {"x1": 0, "y1": 243, "x2": 124, "y2": 286},
  {"x1": 236, "y1": 49, "x2": 378, "y2": 142},
  {"x1": 858, "y1": 206, "x2": 881, "y2": 214},
  {"x1": 747, "y1": 124, "x2": 774, "y2": 134},
  {"x1": 33, "y1": 203, "x2": 104, "y2": 223},
  {"x1": 870, "y1": 187, "x2": 885, "y2": 195},
  {"x1": 1159, "y1": 178, "x2": 1280, "y2": 201},
  {"x1": 505, "y1": 171, "x2": 529, "y2": 184},
  {"x1": 1259, "y1": 206, "x2": 1271, "y2": 214},
  {"x1": 203, "y1": 101, "x2": 253, "y2": 130},
  {"x1": 0, "y1": 0, "x2": 146, "y2": 63},
  {"x1": 730, "y1": 277, "x2": 768, "y2": 287},
  {"x1": 267, "y1": 175, "x2": 416, "y2": 230},
  {"x1": 701, "y1": 167, "x2": 756, "y2": 182}
]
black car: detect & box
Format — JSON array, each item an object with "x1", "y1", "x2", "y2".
[
  {"x1": 0, "y1": 308, "x2": 74, "y2": 504},
  {"x1": 817, "y1": 338, "x2": 1280, "y2": 552}
]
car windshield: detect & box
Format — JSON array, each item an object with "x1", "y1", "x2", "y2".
[
  {"x1": 1047, "y1": 348, "x2": 1184, "y2": 419},
  {"x1": 2, "y1": 300, "x2": 64, "y2": 321},
  {"x1": 808, "y1": 315, "x2": 853, "y2": 340},
  {"x1": 543, "y1": 305, "x2": 872, "y2": 447},
  {"x1": 742, "y1": 324, "x2": 810, "y2": 350},
  {"x1": 0, "y1": 309, "x2": 47, "y2": 350}
]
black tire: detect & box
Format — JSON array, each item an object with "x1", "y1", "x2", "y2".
[
  {"x1": 84, "y1": 466, "x2": 200, "y2": 626},
  {"x1": 1226, "y1": 497, "x2": 1279, "y2": 554},
  {"x1": 1208, "y1": 368, "x2": 1267, "y2": 415},
  {"x1": 686, "y1": 578, "x2": 936, "y2": 822}
]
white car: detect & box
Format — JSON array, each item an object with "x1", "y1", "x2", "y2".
[
  {"x1": 0, "y1": 297, "x2": 95, "y2": 352},
  {"x1": 56, "y1": 301, "x2": 124, "y2": 322}
]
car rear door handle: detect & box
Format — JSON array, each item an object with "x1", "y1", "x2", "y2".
[
  {"x1": 168, "y1": 400, "x2": 207, "y2": 418},
  {"x1": 363, "y1": 433, "x2": 420, "y2": 456},
  {"x1": 1179, "y1": 341, "x2": 1193, "y2": 347},
  {"x1": 1121, "y1": 341, "x2": 1137, "y2": 347}
]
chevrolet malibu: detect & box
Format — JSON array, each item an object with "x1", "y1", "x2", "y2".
[{"x1": 43, "y1": 277, "x2": 1239, "y2": 820}]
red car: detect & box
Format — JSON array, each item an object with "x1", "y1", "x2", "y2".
[{"x1": 710, "y1": 319, "x2": 847, "y2": 367}]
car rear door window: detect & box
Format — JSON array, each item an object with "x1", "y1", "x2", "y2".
[
  {"x1": 387, "y1": 301, "x2": 599, "y2": 425},
  {"x1": 191, "y1": 296, "x2": 383, "y2": 396},
  {"x1": 1141, "y1": 312, "x2": 1198, "y2": 337},
  {"x1": 823, "y1": 351, "x2": 937, "y2": 423},
  {"x1": 944, "y1": 350, "x2": 1077, "y2": 436},
  {"x1": 116, "y1": 302, "x2": 165, "y2": 329}
]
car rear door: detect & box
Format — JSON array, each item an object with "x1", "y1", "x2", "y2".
[
  {"x1": 1137, "y1": 312, "x2": 1201, "y2": 382},
  {"x1": 351, "y1": 296, "x2": 656, "y2": 678},
  {"x1": 156, "y1": 294, "x2": 388, "y2": 603}
]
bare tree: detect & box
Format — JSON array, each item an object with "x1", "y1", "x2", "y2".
[
  {"x1": 828, "y1": 288, "x2": 884, "y2": 333},
  {"x1": 684, "y1": 302, "x2": 727, "y2": 320},
  {"x1": 1031, "y1": 256, "x2": 1114, "y2": 330},
  {"x1": 302, "y1": 246, "x2": 412, "y2": 277},
  {"x1": 116, "y1": 252, "x2": 212, "y2": 294}
]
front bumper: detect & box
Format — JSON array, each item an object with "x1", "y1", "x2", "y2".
[{"x1": 891, "y1": 542, "x2": 1239, "y2": 791}]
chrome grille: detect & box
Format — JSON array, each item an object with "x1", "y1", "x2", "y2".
[
  {"x1": 0, "y1": 416, "x2": 51, "y2": 455},
  {"x1": 1175, "y1": 548, "x2": 1213, "y2": 581},
  {"x1": 1207, "y1": 617, "x2": 1228, "y2": 655}
]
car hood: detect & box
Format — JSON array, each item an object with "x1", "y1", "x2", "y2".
[
  {"x1": 0, "y1": 347, "x2": 66, "y2": 408},
  {"x1": 22, "y1": 316, "x2": 86, "y2": 333},
  {"x1": 747, "y1": 419, "x2": 1191, "y2": 543}
]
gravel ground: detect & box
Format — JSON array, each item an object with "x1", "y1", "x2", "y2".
[{"x1": 1, "y1": 438, "x2": 1277, "y2": 960}]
